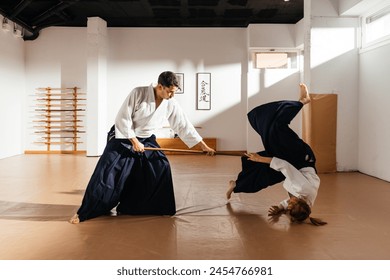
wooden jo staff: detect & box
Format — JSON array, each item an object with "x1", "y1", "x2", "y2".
[{"x1": 144, "y1": 147, "x2": 245, "y2": 156}]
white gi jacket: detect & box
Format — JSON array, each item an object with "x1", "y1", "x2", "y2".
[
  {"x1": 270, "y1": 157, "x2": 320, "y2": 209},
  {"x1": 115, "y1": 84, "x2": 202, "y2": 148}
]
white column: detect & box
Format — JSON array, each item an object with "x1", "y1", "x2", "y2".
[
  {"x1": 86, "y1": 17, "x2": 108, "y2": 156},
  {"x1": 303, "y1": 0, "x2": 312, "y2": 86}
]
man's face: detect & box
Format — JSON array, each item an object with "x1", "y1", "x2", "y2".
[{"x1": 158, "y1": 84, "x2": 178, "y2": 99}]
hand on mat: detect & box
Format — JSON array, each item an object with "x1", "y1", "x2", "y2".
[{"x1": 268, "y1": 205, "x2": 286, "y2": 217}]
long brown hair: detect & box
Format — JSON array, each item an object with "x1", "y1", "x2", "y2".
[{"x1": 288, "y1": 198, "x2": 327, "y2": 226}]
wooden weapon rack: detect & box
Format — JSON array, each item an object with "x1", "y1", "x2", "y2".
[{"x1": 32, "y1": 87, "x2": 86, "y2": 153}]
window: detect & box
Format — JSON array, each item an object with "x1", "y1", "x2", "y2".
[
  {"x1": 253, "y1": 51, "x2": 298, "y2": 69},
  {"x1": 362, "y1": 5, "x2": 390, "y2": 47}
]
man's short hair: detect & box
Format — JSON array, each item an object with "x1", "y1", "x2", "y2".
[{"x1": 158, "y1": 71, "x2": 180, "y2": 89}]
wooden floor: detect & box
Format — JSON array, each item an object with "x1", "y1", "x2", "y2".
[{"x1": 1, "y1": 153, "x2": 390, "y2": 260}]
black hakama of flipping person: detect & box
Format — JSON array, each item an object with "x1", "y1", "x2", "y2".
[
  {"x1": 227, "y1": 84, "x2": 326, "y2": 225},
  {"x1": 233, "y1": 99, "x2": 316, "y2": 194}
]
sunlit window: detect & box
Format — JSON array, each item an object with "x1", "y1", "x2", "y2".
[
  {"x1": 254, "y1": 52, "x2": 298, "y2": 69},
  {"x1": 363, "y1": 5, "x2": 390, "y2": 45}
]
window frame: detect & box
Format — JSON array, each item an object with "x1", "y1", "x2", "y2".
[
  {"x1": 250, "y1": 48, "x2": 301, "y2": 70},
  {"x1": 361, "y1": 3, "x2": 390, "y2": 51}
]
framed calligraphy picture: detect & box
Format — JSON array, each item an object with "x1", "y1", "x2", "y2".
[
  {"x1": 196, "y1": 72, "x2": 211, "y2": 110},
  {"x1": 175, "y1": 73, "x2": 184, "y2": 94}
]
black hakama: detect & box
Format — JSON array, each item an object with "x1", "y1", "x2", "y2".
[
  {"x1": 234, "y1": 100, "x2": 316, "y2": 193},
  {"x1": 76, "y1": 126, "x2": 175, "y2": 222}
]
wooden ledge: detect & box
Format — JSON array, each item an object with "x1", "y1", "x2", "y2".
[{"x1": 156, "y1": 138, "x2": 216, "y2": 154}]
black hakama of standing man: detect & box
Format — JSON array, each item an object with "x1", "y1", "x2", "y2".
[
  {"x1": 76, "y1": 126, "x2": 175, "y2": 222},
  {"x1": 234, "y1": 100, "x2": 316, "y2": 194}
]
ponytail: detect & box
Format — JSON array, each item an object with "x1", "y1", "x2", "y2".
[
  {"x1": 309, "y1": 217, "x2": 327, "y2": 226},
  {"x1": 286, "y1": 197, "x2": 327, "y2": 226}
]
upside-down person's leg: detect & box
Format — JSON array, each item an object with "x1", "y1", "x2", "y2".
[
  {"x1": 227, "y1": 152, "x2": 285, "y2": 199},
  {"x1": 299, "y1": 83, "x2": 311, "y2": 105}
]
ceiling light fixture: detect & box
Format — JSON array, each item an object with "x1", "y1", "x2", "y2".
[{"x1": 2, "y1": 17, "x2": 11, "y2": 31}]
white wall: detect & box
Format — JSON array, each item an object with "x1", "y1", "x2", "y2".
[
  {"x1": 359, "y1": 44, "x2": 390, "y2": 181},
  {"x1": 246, "y1": 24, "x2": 303, "y2": 152},
  {"x1": 21, "y1": 24, "x2": 312, "y2": 154},
  {"x1": 106, "y1": 27, "x2": 248, "y2": 150},
  {"x1": 339, "y1": 0, "x2": 385, "y2": 15},
  {"x1": 310, "y1": 0, "x2": 390, "y2": 177},
  {"x1": 312, "y1": 0, "x2": 339, "y2": 16},
  {"x1": 23, "y1": 27, "x2": 248, "y2": 152},
  {"x1": 24, "y1": 27, "x2": 87, "y2": 152},
  {"x1": 310, "y1": 15, "x2": 360, "y2": 171},
  {"x1": 338, "y1": 0, "x2": 390, "y2": 179},
  {"x1": 0, "y1": 16, "x2": 25, "y2": 159},
  {"x1": 247, "y1": 24, "x2": 297, "y2": 48}
]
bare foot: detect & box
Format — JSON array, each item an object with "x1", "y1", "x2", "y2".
[
  {"x1": 69, "y1": 214, "x2": 80, "y2": 224},
  {"x1": 226, "y1": 180, "x2": 236, "y2": 200},
  {"x1": 299, "y1": 83, "x2": 311, "y2": 105}
]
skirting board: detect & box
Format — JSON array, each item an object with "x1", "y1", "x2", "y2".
[{"x1": 24, "y1": 150, "x2": 86, "y2": 155}]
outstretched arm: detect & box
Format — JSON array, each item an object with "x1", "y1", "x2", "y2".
[{"x1": 245, "y1": 153, "x2": 272, "y2": 163}]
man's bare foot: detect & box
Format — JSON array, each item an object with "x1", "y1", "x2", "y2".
[
  {"x1": 226, "y1": 180, "x2": 236, "y2": 200},
  {"x1": 299, "y1": 83, "x2": 311, "y2": 105},
  {"x1": 69, "y1": 214, "x2": 80, "y2": 224}
]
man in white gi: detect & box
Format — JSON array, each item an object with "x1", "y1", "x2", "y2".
[{"x1": 70, "y1": 71, "x2": 215, "y2": 223}]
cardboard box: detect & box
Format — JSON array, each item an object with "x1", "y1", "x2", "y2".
[{"x1": 302, "y1": 94, "x2": 337, "y2": 173}]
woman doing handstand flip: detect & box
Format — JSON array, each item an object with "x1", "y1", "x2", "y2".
[{"x1": 227, "y1": 84, "x2": 326, "y2": 226}]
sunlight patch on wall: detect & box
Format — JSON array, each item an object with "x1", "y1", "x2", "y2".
[
  {"x1": 311, "y1": 27, "x2": 356, "y2": 68},
  {"x1": 264, "y1": 69, "x2": 300, "y2": 88}
]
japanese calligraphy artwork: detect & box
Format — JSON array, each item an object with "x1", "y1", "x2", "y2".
[{"x1": 196, "y1": 72, "x2": 211, "y2": 110}]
